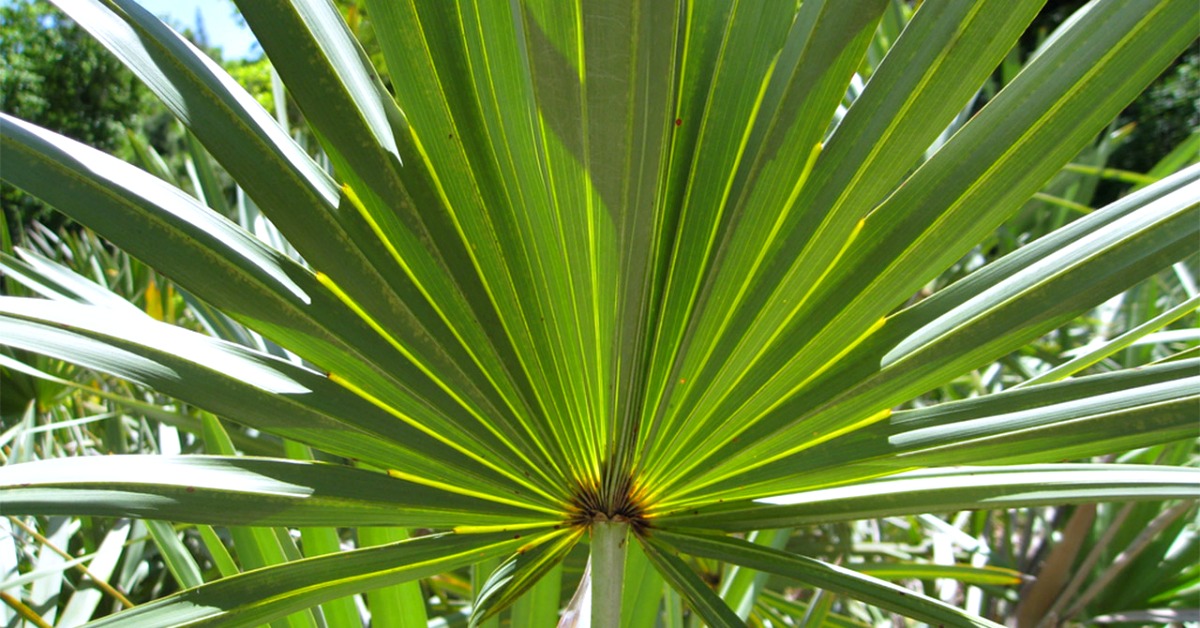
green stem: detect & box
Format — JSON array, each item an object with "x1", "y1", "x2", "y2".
[{"x1": 591, "y1": 519, "x2": 629, "y2": 628}]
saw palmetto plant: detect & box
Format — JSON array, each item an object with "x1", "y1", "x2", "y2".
[{"x1": 1, "y1": 0, "x2": 1198, "y2": 625}]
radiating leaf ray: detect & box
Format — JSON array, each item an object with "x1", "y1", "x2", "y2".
[
  {"x1": 469, "y1": 527, "x2": 582, "y2": 624},
  {"x1": 0, "y1": 448, "x2": 555, "y2": 528},
  {"x1": 29, "y1": 1, "x2": 564, "y2": 497},
  {"x1": 662, "y1": 360, "x2": 1198, "y2": 504},
  {"x1": 636, "y1": 1, "x2": 800, "y2": 478},
  {"x1": 81, "y1": 531, "x2": 540, "y2": 627},
  {"x1": 657, "y1": 465, "x2": 1200, "y2": 531},
  {"x1": 364, "y1": 1, "x2": 573, "y2": 487},
  {"x1": 0, "y1": 112, "x2": 575, "y2": 503},
  {"x1": 589, "y1": 0, "x2": 679, "y2": 507},
  {"x1": 0, "y1": 297, "x2": 563, "y2": 509},
  {"x1": 233, "y1": 0, "x2": 569, "y2": 492},
  {"x1": 698, "y1": 182, "x2": 1198, "y2": 488},
  {"x1": 651, "y1": 1, "x2": 1198, "y2": 495},
  {"x1": 644, "y1": 0, "x2": 1045, "y2": 493},
  {"x1": 637, "y1": 0, "x2": 886, "y2": 485},
  {"x1": 638, "y1": 534, "x2": 743, "y2": 627},
  {"x1": 650, "y1": 528, "x2": 1004, "y2": 627}
]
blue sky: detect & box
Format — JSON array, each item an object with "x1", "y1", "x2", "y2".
[{"x1": 132, "y1": 0, "x2": 259, "y2": 59}]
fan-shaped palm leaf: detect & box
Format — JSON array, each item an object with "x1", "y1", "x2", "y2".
[{"x1": 1, "y1": 0, "x2": 1197, "y2": 625}]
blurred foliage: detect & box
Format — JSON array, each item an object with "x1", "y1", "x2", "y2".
[
  {"x1": 0, "y1": 0, "x2": 151, "y2": 235},
  {"x1": 0, "y1": 0, "x2": 252, "y2": 238},
  {"x1": 224, "y1": 57, "x2": 274, "y2": 112},
  {"x1": 0, "y1": 1, "x2": 145, "y2": 154},
  {"x1": 1026, "y1": 1, "x2": 1199, "y2": 207},
  {"x1": 1106, "y1": 49, "x2": 1200, "y2": 180}
]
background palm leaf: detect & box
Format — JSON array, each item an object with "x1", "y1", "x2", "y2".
[{"x1": 1, "y1": 0, "x2": 1197, "y2": 625}]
